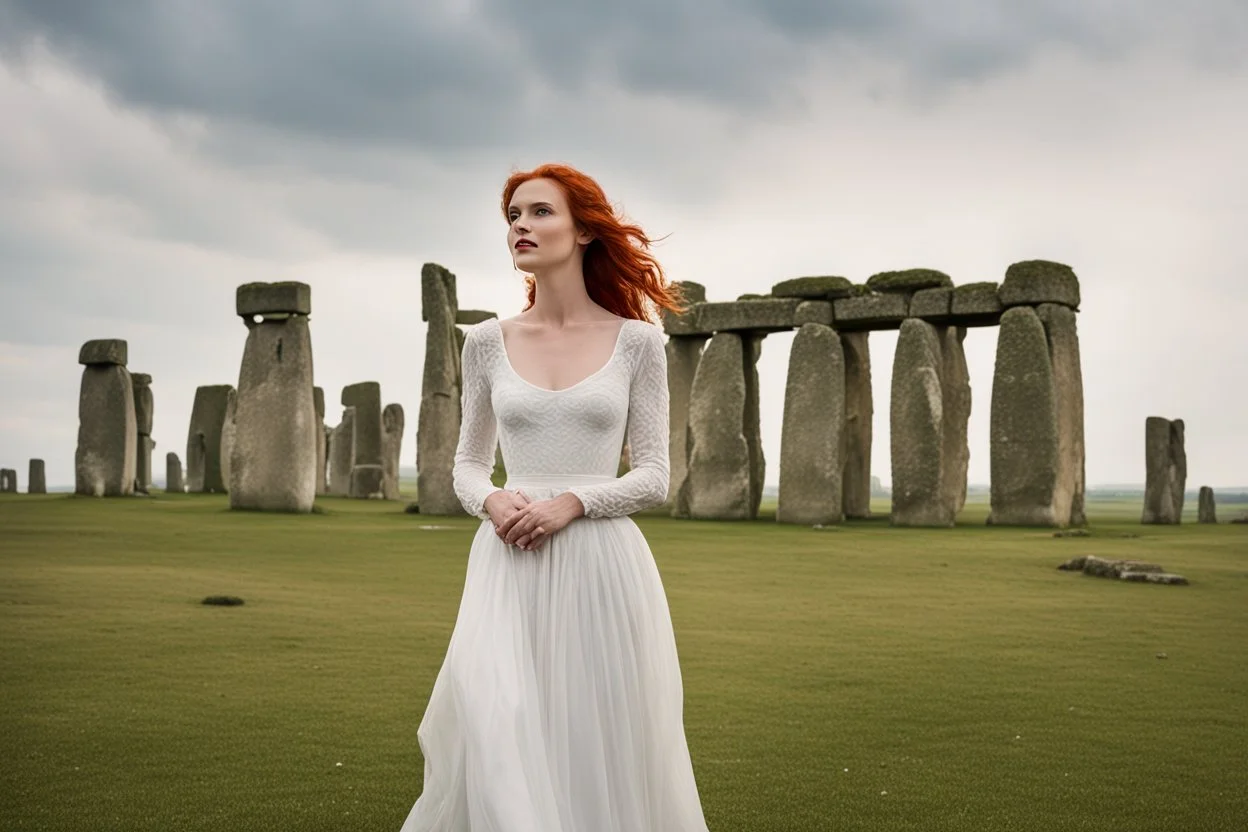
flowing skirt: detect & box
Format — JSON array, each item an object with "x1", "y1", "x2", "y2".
[{"x1": 399, "y1": 474, "x2": 710, "y2": 832}]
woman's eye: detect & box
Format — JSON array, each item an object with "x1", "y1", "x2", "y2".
[{"x1": 536, "y1": 207, "x2": 550, "y2": 216}]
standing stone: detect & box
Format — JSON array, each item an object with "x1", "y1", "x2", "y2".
[
  {"x1": 0, "y1": 469, "x2": 16, "y2": 493},
  {"x1": 382, "y1": 403, "x2": 405, "y2": 501},
  {"x1": 1198, "y1": 486, "x2": 1217, "y2": 524},
  {"x1": 131, "y1": 373, "x2": 154, "y2": 493},
  {"x1": 890, "y1": 319, "x2": 955, "y2": 526},
  {"x1": 988, "y1": 307, "x2": 1059, "y2": 526},
  {"x1": 1142, "y1": 417, "x2": 1186, "y2": 525},
  {"x1": 682, "y1": 332, "x2": 754, "y2": 519},
  {"x1": 229, "y1": 282, "x2": 317, "y2": 513},
  {"x1": 777, "y1": 323, "x2": 845, "y2": 524},
  {"x1": 166, "y1": 452, "x2": 184, "y2": 493},
  {"x1": 219, "y1": 389, "x2": 237, "y2": 494},
  {"x1": 840, "y1": 332, "x2": 873, "y2": 519},
  {"x1": 743, "y1": 333, "x2": 767, "y2": 517},
  {"x1": 666, "y1": 335, "x2": 708, "y2": 516},
  {"x1": 328, "y1": 407, "x2": 356, "y2": 496},
  {"x1": 1037, "y1": 303, "x2": 1087, "y2": 527},
  {"x1": 186, "y1": 385, "x2": 233, "y2": 493},
  {"x1": 938, "y1": 326, "x2": 971, "y2": 516},
  {"x1": 343, "y1": 382, "x2": 384, "y2": 499},
  {"x1": 75, "y1": 339, "x2": 136, "y2": 497},
  {"x1": 28, "y1": 459, "x2": 46, "y2": 494},
  {"x1": 314, "y1": 387, "x2": 328, "y2": 495},
  {"x1": 417, "y1": 263, "x2": 463, "y2": 514}
]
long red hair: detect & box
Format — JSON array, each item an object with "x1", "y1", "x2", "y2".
[{"x1": 501, "y1": 163, "x2": 688, "y2": 322}]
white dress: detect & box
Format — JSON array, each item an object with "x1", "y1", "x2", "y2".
[{"x1": 399, "y1": 315, "x2": 711, "y2": 832}]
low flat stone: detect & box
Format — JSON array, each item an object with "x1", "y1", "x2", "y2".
[
  {"x1": 794, "y1": 300, "x2": 833, "y2": 326},
  {"x1": 948, "y1": 282, "x2": 1004, "y2": 327},
  {"x1": 909, "y1": 287, "x2": 953, "y2": 320},
  {"x1": 78, "y1": 339, "x2": 128, "y2": 366},
  {"x1": 737, "y1": 293, "x2": 767, "y2": 300},
  {"x1": 832, "y1": 293, "x2": 908, "y2": 331},
  {"x1": 771, "y1": 275, "x2": 855, "y2": 300},
  {"x1": 999, "y1": 261, "x2": 1080, "y2": 309},
  {"x1": 455, "y1": 309, "x2": 497, "y2": 325},
  {"x1": 692, "y1": 298, "x2": 801, "y2": 333},
  {"x1": 1053, "y1": 528, "x2": 1091, "y2": 538},
  {"x1": 866, "y1": 269, "x2": 953, "y2": 294},
  {"x1": 1121, "y1": 571, "x2": 1189, "y2": 585},
  {"x1": 236, "y1": 282, "x2": 312, "y2": 317},
  {"x1": 1061, "y1": 555, "x2": 1167, "y2": 579}
]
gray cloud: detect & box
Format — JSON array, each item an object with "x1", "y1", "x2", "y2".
[{"x1": 5, "y1": 0, "x2": 1244, "y2": 158}]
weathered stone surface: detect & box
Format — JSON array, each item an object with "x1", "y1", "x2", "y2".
[
  {"x1": 78, "y1": 339, "x2": 128, "y2": 366},
  {"x1": 131, "y1": 373, "x2": 153, "y2": 435},
  {"x1": 186, "y1": 385, "x2": 233, "y2": 493},
  {"x1": 737, "y1": 293, "x2": 766, "y2": 300},
  {"x1": 229, "y1": 313, "x2": 317, "y2": 513},
  {"x1": 743, "y1": 334, "x2": 766, "y2": 517},
  {"x1": 682, "y1": 332, "x2": 753, "y2": 519},
  {"x1": 0, "y1": 469, "x2": 16, "y2": 492},
  {"x1": 135, "y1": 436, "x2": 156, "y2": 493},
  {"x1": 832, "y1": 293, "x2": 908, "y2": 331},
  {"x1": 778, "y1": 324, "x2": 845, "y2": 524},
  {"x1": 455, "y1": 309, "x2": 497, "y2": 325},
  {"x1": 350, "y1": 464, "x2": 386, "y2": 499},
  {"x1": 343, "y1": 382, "x2": 382, "y2": 468},
  {"x1": 666, "y1": 335, "x2": 708, "y2": 516},
  {"x1": 165, "y1": 452, "x2": 183, "y2": 493},
  {"x1": 794, "y1": 300, "x2": 834, "y2": 326},
  {"x1": 841, "y1": 332, "x2": 873, "y2": 519},
  {"x1": 219, "y1": 389, "x2": 237, "y2": 493},
  {"x1": 1142, "y1": 417, "x2": 1186, "y2": 524},
  {"x1": 419, "y1": 263, "x2": 459, "y2": 323},
  {"x1": 950, "y1": 282, "x2": 1003, "y2": 326},
  {"x1": 328, "y1": 407, "x2": 355, "y2": 496},
  {"x1": 1198, "y1": 486, "x2": 1217, "y2": 523},
  {"x1": 771, "y1": 276, "x2": 855, "y2": 299},
  {"x1": 999, "y1": 260, "x2": 1080, "y2": 309},
  {"x1": 890, "y1": 319, "x2": 953, "y2": 526},
  {"x1": 1060, "y1": 555, "x2": 1161, "y2": 577},
  {"x1": 28, "y1": 459, "x2": 46, "y2": 494},
  {"x1": 417, "y1": 262, "x2": 463, "y2": 514},
  {"x1": 660, "y1": 281, "x2": 706, "y2": 336},
  {"x1": 939, "y1": 326, "x2": 971, "y2": 516},
  {"x1": 1121, "y1": 571, "x2": 1189, "y2": 585},
  {"x1": 694, "y1": 299, "x2": 801, "y2": 334},
  {"x1": 236, "y1": 281, "x2": 311, "y2": 317},
  {"x1": 989, "y1": 306, "x2": 1058, "y2": 526},
  {"x1": 1037, "y1": 303, "x2": 1086, "y2": 526},
  {"x1": 867, "y1": 269, "x2": 953, "y2": 294},
  {"x1": 382, "y1": 403, "x2": 405, "y2": 501},
  {"x1": 909, "y1": 287, "x2": 953, "y2": 321},
  {"x1": 314, "y1": 386, "x2": 327, "y2": 495},
  {"x1": 76, "y1": 364, "x2": 136, "y2": 497},
  {"x1": 131, "y1": 372, "x2": 154, "y2": 493}
]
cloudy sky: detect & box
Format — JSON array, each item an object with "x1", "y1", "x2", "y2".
[{"x1": 1, "y1": 0, "x2": 1245, "y2": 491}]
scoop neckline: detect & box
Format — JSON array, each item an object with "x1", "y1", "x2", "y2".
[{"x1": 493, "y1": 316, "x2": 631, "y2": 394}]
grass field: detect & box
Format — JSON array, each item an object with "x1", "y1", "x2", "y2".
[{"x1": 1, "y1": 492, "x2": 1245, "y2": 831}]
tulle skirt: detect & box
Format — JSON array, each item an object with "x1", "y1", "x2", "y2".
[{"x1": 399, "y1": 474, "x2": 710, "y2": 832}]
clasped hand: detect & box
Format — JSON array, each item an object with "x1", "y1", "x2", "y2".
[{"x1": 484, "y1": 489, "x2": 584, "y2": 551}]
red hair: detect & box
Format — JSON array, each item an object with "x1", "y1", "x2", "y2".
[{"x1": 501, "y1": 163, "x2": 688, "y2": 322}]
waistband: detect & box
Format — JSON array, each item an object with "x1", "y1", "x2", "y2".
[{"x1": 504, "y1": 473, "x2": 617, "y2": 490}]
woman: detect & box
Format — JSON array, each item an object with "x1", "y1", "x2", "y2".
[{"x1": 399, "y1": 164, "x2": 711, "y2": 831}]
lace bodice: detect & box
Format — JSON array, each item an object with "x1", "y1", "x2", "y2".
[{"x1": 451, "y1": 315, "x2": 671, "y2": 520}]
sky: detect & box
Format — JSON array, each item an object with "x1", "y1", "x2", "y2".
[{"x1": 1, "y1": 0, "x2": 1245, "y2": 491}]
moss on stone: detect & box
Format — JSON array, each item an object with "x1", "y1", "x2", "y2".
[
  {"x1": 866, "y1": 269, "x2": 953, "y2": 293},
  {"x1": 770, "y1": 276, "x2": 855, "y2": 300}
]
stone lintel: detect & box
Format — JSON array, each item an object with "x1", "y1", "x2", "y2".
[
  {"x1": 78, "y1": 339, "x2": 128, "y2": 366},
  {"x1": 236, "y1": 282, "x2": 312, "y2": 317}
]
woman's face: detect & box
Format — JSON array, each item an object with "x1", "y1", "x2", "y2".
[{"x1": 507, "y1": 178, "x2": 592, "y2": 273}]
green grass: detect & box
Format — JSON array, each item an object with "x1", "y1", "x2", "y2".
[{"x1": 1, "y1": 492, "x2": 1245, "y2": 831}]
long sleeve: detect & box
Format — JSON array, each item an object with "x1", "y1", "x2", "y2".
[
  {"x1": 452, "y1": 326, "x2": 503, "y2": 520},
  {"x1": 566, "y1": 323, "x2": 671, "y2": 518}
]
